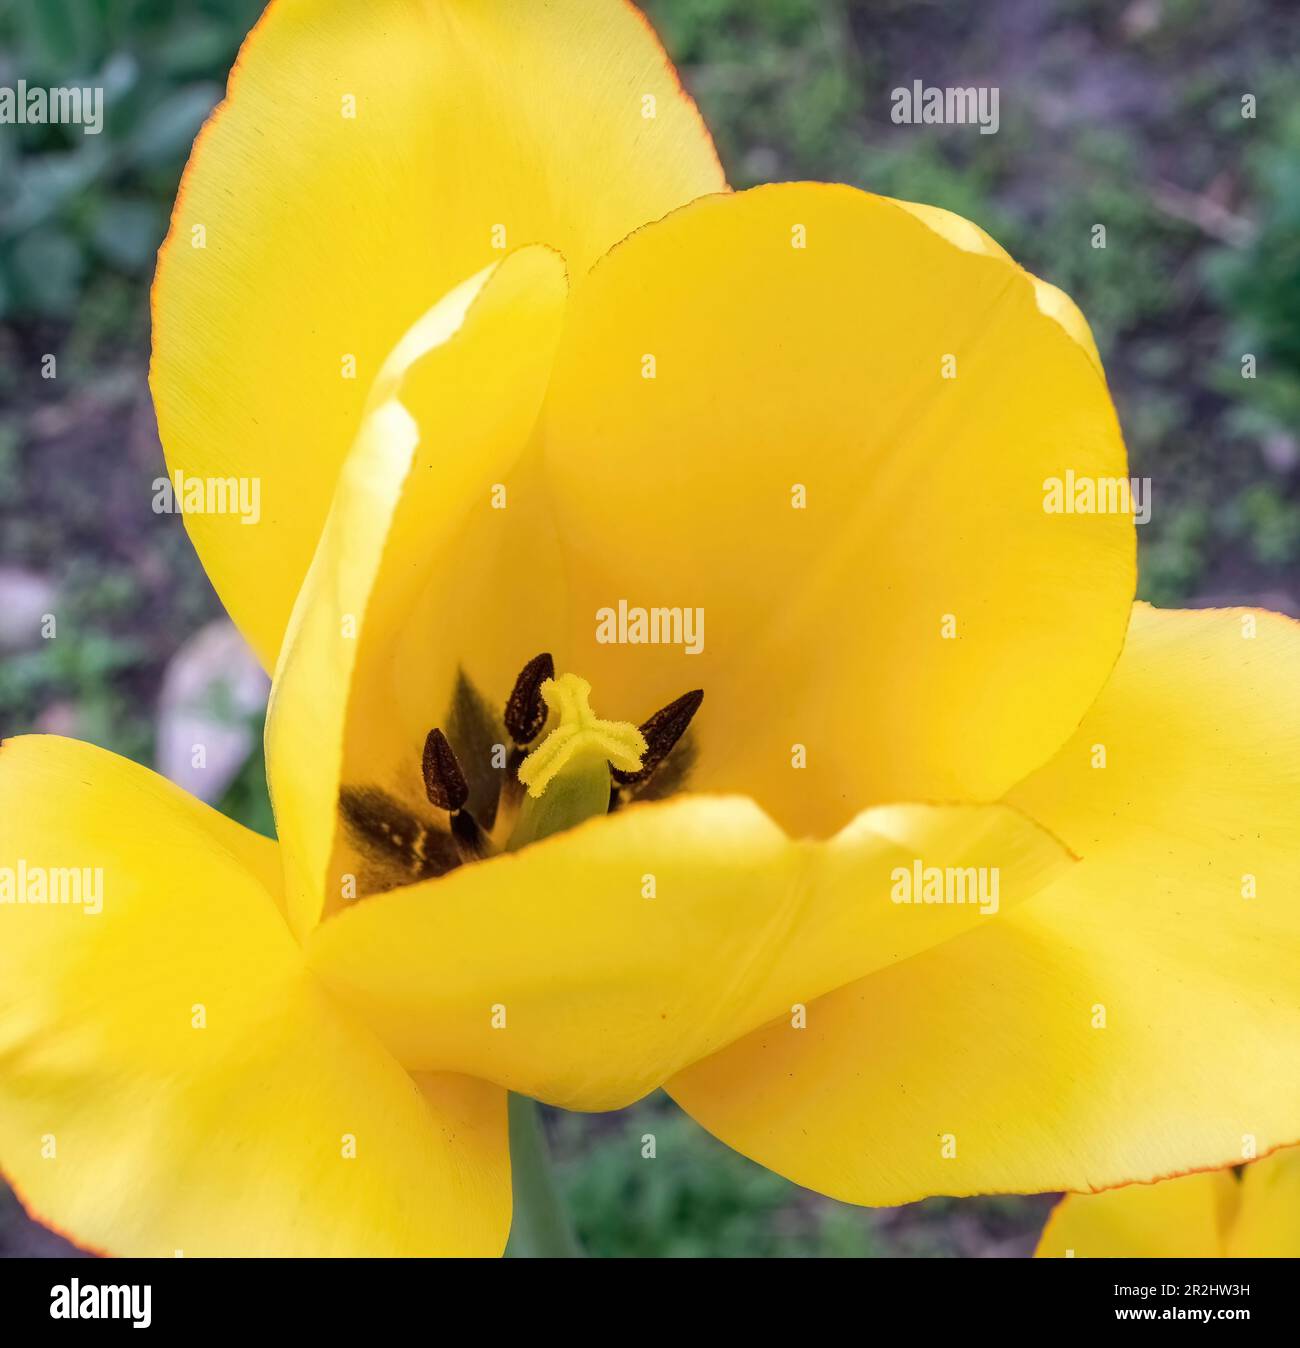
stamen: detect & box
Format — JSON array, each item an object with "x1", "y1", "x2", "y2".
[
  {"x1": 516, "y1": 674, "x2": 646, "y2": 799},
  {"x1": 451, "y1": 806, "x2": 488, "y2": 861},
  {"x1": 422, "y1": 728, "x2": 489, "y2": 862},
  {"x1": 422, "y1": 728, "x2": 469, "y2": 813},
  {"x1": 504, "y1": 652, "x2": 555, "y2": 745},
  {"x1": 611, "y1": 689, "x2": 704, "y2": 787}
]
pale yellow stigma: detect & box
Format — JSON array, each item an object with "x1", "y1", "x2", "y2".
[{"x1": 516, "y1": 673, "x2": 646, "y2": 799}]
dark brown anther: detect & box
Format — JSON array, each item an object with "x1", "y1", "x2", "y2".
[
  {"x1": 504, "y1": 652, "x2": 554, "y2": 745},
  {"x1": 422, "y1": 728, "x2": 469, "y2": 813},
  {"x1": 612, "y1": 689, "x2": 704, "y2": 787}
]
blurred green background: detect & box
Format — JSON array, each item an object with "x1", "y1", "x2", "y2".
[{"x1": 0, "y1": 0, "x2": 1297, "y2": 1257}]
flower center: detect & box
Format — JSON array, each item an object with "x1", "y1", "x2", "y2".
[
  {"x1": 518, "y1": 673, "x2": 647, "y2": 798},
  {"x1": 510, "y1": 672, "x2": 648, "y2": 848},
  {"x1": 340, "y1": 654, "x2": 704, "y2": 896}
]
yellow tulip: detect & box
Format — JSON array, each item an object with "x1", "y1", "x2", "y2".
[
  {"x1": 3, "y1": 0, "x2": 1299, "y2": 1256},
  {"x1": 1036, "y1": 1147, "x2": 1300, "y2": 1257}
]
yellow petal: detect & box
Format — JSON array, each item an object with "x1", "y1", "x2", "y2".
[
  {"x1": 0, "y1": 736, "x2": 508, "y2": 1256},
  {"x1": 265, "y1": 244, "x2": 569, "y2": 938},
  {"x1": 536, "y1": 183, "x2": 1135, "y2": 836},
  {"x1": 1036, "y1": 1170, "x2": 1239, "y2": 1258},
  {"x1": 1038, "y1": 1146, "x2": 1300, "y2": 1257},
  {"x1": 307, "y1": 794, "x2": 1069, "y2": 1110},
  {"x1": 151, "y1": 0, "x2": 725, "y2": 669},
  {"x1": 892, "y1": 198, "x2": 1103, "y2": 375},
  {"x1": 670, "y1": 603, "x2": 1300, "y2": 1203}
]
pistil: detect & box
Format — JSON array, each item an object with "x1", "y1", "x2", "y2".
[{"x1": 508, "y1": 674, "x2": 647, "y2": 848}]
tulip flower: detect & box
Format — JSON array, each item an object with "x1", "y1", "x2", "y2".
[
  {"x1": 1036, "y1": 1147, "x2": 1300, "y2": 1257},
  {"x1": 3, "y1": 0, "x2": 1299, "y2": 1257}
]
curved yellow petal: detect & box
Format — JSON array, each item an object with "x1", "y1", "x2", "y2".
[
  {"x1": 306, "y1": 794, "x2": 1070, "y2": 1110},
  {"x1": 0, "y1": 736, "x2": 508, "y2": 1256},
  {"x1": 1036, "y1": 1170, "x2": 1239, "y2": 1258},
  {"x1": 670, "y1": 603, "x2": 1300, "y2": 1203},
  {"x1": 536, "y1": 183, "x2": 1135, "y2": 836},
  {"x1": 1037, "y1": 1147, "x2": 1300, "y2": 1257},
  {"x1": 893, "y1": 198, "x2": 1103, "y2": 375},
  {"x1": 265, "y1": 244, "x2": 569, "y2": 938},
  {"x1": 151, "y1": 0, "x2": 725, "y2": 668}
]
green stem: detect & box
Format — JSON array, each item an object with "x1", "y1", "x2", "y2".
[{"x1": 504, "y1": 1094, "x2": 584, "y2": 1258}]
